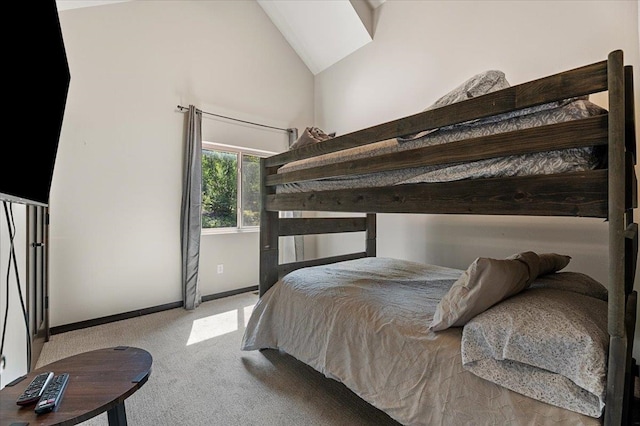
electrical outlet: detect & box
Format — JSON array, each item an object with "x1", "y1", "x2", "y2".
[{"x1": 217, "y1": 264, "x2": 224, "y2": 274}]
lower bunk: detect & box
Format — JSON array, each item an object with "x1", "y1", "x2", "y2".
[{"x1": 241, "y1": 256, "x2": 630, "y2": 425}]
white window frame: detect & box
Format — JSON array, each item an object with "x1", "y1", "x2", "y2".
[{"x1": 201, "y1": 141, "x2": 276, "y2": 235}]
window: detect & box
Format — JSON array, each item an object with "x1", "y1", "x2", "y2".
[{"x1": 201, "y1": 142, "x2": 274, "y2": 233}]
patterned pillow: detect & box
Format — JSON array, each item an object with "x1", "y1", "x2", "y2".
[
  {"x1": 429, "y1": 252, "x2": 570, "y2": 331},
  {"x1": 398, "y1": 70, "x2": 509, "y2": 141},
  {"x1": 529, "y1": 271, "x2": 608, "y2": 301},
  {"x1": 398, "y1": 67, "x2": 590, "y2": 143},
  {"x1": 461, "y1": 288, "x2": 608, "y2": 417},
  {"x1": 427, "y1": 70, "x2": 509, "y2": 111}
]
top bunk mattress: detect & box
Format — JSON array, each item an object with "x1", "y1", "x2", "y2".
[{"x1": 277, "y1": 98, "x2": 607, "y2": 194}]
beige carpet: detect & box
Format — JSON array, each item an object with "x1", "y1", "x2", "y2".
[{"x1": 37, "y1": 292, "x2": 399, "y2": 425}]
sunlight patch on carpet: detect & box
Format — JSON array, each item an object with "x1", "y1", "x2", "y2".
[{"x1": 186, "y1": 304, "x2": 256, "y2": 345}]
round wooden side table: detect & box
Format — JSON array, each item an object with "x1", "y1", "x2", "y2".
[{"x1": 0, "y1": 346, "x2": 152, "y2": 426}]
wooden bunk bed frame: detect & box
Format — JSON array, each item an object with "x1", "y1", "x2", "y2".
[{"x1": 259, "y1": 50, "x2": 638, "y2": 425}]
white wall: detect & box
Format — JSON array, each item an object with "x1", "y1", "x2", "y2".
[
  {"x1": 314, "y1": 0, "x2": 640, "y2": 354},
  {"x1": 45, "y1": 0, "x2": 640, "y2": 356},
  {"x1": 0, "y1": 203, "x2": 28, "y2": 387},
  {"x1": 51, "y1": 0, "x2": 314, "y2": 327}
]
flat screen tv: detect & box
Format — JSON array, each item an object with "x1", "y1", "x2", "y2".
[{"x1": 0, "y1": 0, "x2": 70, "y2": 206}]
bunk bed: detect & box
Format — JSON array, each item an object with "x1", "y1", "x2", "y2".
[{"x1": 241, "y1": 50, "x2": 638, "y2": 425}]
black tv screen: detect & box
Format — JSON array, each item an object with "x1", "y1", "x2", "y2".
[{"x1": 0, "y1": 0, "x2": 70, "y2": 206}]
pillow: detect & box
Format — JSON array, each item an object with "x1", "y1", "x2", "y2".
[
  {"x1": 289, "y1": 127, "x2": 334, "y2": 150},
  {"x1": 461, "y1": 288, "x2": 608, "y2": 417},
  {"x1": 397, "y1": 67, "x2": 589, "y2": 143},
  {"x1": 530, "y1": 271, "x2": 607, "y2": 301},
  {"x1": 429, "y1": 251, "x2": 570, "y2": 331},
  {"x1": 538, "y1": 253, "x2": 571, "y2": 275},
  {"x1": 427, "y1": 70, "x2": 509, "y2": 111},
  {"x1": 398, "y1": 70, "x2": 510, "y2": 141}
]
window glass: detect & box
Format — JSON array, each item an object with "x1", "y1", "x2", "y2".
[
  {"x1": 201, "y1": 143, "x2": 274, "y2": 232},
  {"x1": 202, "y1": 149, "x2": 238, "y2": 229},
  {"x1": 241, "y1": 154, "x2": 261, "y2": 227}
]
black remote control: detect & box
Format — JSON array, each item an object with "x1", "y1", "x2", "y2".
[
  {"x1": 15, "y1": 372, "x2": 54, "y2": 406},
  {"x1": 34, "y1": 373, "x2": 70, "y2": 414}
]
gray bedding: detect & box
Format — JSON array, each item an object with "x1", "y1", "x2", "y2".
[
  {"x1": 240, "y1": 257, "x2": 601, "y2": 425},
  {"x1": 277, "y1": 99, "x2": 606, "y2": 193}
]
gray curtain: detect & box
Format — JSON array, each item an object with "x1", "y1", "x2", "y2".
[{"x1": 181, "y1": 105, "x2": 202, "y2": 310}]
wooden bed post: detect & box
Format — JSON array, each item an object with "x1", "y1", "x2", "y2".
[
  {"x1": 605, "y1": 49, "x2": 626, "y2": 426},
  {"x1": 622, "y1": 64, "x2": 639, "y2": 425},
  {"x1": 259, "y1": 157, "x2": 279, "y2": 297},
  {"x1": 624, "y1": 65, "x2": 638, "y2": 296},
  {"x1": 365, "y1": 214, "x2": 376, "y2": 257}
]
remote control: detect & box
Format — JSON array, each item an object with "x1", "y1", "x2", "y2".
[
  {"x1": 15, "y1": 372, "x2": 54, "y2": 406},
  {"x1": 35, "y1": 373, "x2": 69, "y2": 414}
]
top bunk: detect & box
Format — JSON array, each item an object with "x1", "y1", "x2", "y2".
[{"x1": 261, "y1": 50, "x2": 636, "y2": 219}]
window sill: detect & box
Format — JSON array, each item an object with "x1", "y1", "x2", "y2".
[{"x1": 201, "y1": 227, "x2": 260, "y2": 236}]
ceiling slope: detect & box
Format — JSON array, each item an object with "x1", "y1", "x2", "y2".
[
  {"x1": 56, "y1": 0, "x2": 129, "y2": 10},
  {"x1": 56, "y1": 0, "x2": 384, "y2": 75},
  {"x1": 257, "y1": 0, "x2": 379, "y2": 75}
]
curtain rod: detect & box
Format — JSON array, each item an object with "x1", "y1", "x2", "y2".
[{"x1": 177, "y1": 105, "x2": 291, "y2": 133}]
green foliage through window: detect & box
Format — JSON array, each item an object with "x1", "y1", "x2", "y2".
[
  {"x1": 202, "y1": 150, "x2": 237, "y2": 228},
  {"x1": 242, "y1": 155, "x2": 261, "y2": 227},
  {"x1": 201, "y1": 144, "x2": 267, "y2": 230}
]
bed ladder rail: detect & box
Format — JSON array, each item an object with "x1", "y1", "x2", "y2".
[
  {"x1": 622, "y1": 290, "x2": 638, "y2": 425},
  {"x1": 279, "y1": 216, "x2": 368, "y2": 236},
  {"x1": 605, "y1": 49, "x2": 638, "y2": 426},
  {"x1": 276, "y1": 214, "x2": 376, "y2": 278},
  {"x1": 259, "y1": 211, "x2": 377, "y2": 296},
  {"x1": 621, "y1": 63, "x2": 638, "y2": 424},
  {"x1": 278, "y1": 252, "x2": 367, "y2": 279}
]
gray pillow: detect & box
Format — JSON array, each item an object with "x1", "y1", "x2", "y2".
[
  {"x1": 429, "y1": 252, "x2": 570, "y2": 331},
  {"x1": 538, "y1": 253, "x2": 572, "y2": 275},
  {"x1": 289, "y1": 127, "x2": 334, "y2": 150}
]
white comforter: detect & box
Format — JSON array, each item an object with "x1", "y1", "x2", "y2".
[{"x1": 241, "y1": 257, "x2": 599, "y2": 425}]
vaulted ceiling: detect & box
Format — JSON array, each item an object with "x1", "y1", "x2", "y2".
[
  {"x1": 256, "y1": 0, "x2": 383, "y2": 74},
  {"x1": 55, "y1": 0, "x2": 384, "y2": 75}
]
